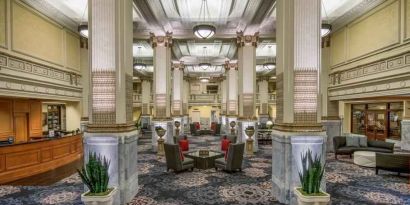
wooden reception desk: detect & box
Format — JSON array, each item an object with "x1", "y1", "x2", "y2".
[{"x1": 0, "y1": 134, "x2": 83, "y2": 184}]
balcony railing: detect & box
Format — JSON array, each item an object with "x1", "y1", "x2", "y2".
[
  {"x1": 189, "y1": 94, "x2": 220, "y2": 104},
  {"x1": 133, "y1": 93, "x2": 276, "y2": 104}
]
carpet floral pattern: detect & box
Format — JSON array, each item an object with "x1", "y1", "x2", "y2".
[{"x1": 0, "y1": 135, "x2": 408, "y2": 205}]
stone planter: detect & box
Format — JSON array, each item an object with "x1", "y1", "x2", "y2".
[
  {"x1": 294, "y1": 187, "x2": 330, "y2": 205},
  {"x1": 81, "y1": 187, "x2": 117, "y2": 205},
  {"x1": 156, "y1": 129, "x2": 166, "y2": 139},
  {"x1": 245, "y1": 129, "x2": 255, "y2": 139}
]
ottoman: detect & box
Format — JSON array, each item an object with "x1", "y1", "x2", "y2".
[{"x1": 353, "y1": 151, "x2": 376, "y2": 167}]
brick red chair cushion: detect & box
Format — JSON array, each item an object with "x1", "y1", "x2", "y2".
[
  {"x1": 179, "y1": 139, "x2": 189, "y2": 151},
  {"x1": 221, "y1": 139, "x2": 231, "y2": 151},
  {"x1": 225, "y1": 146, "x2": 229, "y2": 161}
]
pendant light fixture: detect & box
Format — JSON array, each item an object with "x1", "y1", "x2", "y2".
[
  {"x1": 193, "y1": 0, "x2": 216, "y2": 39},
  {"x1": 263, "y1": 45, "x2": 276, "y2": 70},
  {"x1": 199, "y1": 46, "x2": 211, "y2": 70},
  {"x1": 78, "y1": 3, "x2": 88, "y2": 38},
  {"x1": 133, "y1": 46, "x2": 146, "y2": 70},
  {"x1": 321, "y1": 1, "x2": 332, "y2": 37}
]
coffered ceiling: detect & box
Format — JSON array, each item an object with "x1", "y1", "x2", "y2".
[{"x1": 24, "y1": 0, "x2": 386, "y2": 77}]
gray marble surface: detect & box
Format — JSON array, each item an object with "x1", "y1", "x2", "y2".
[
  {"x1": 83, "y1": 130, "x2": 139, "y2": 204},
  {"x1": 322, "y1": 120, "x2": 341, "y2": 152},
  {"x1": 401, "y1": 120, "x2": 410, "y2": 151},
  {"x1": 271, "y1": 130, "x2": 327, "y2": 204}
]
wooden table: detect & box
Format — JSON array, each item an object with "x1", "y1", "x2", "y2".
[{"x1": 184, "y1": 150, "x2": 224, "y2": 169}]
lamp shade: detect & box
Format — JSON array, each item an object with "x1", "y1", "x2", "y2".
[
  {"x1": 193, "y1": 25, "x2": 216, "y2": 39},
  {"x1": 263, "y1": 62, "x2": 276, "y2": 70},
  {"x1": 321, "y1": 23, "x2": 332, "y2": 37},
  {"x1": 133, "y1": 62, "x2": 146, "y2": 70},
  {"x1": 199, "y1": 62, "x2": 211, "y2": 70},
  {"x1": 78, "y1": 24, "x2": 88, "y2": 38}
]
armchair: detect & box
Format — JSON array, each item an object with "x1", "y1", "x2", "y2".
[
  {"x1": 215, "y1": 143, "x2": 245, "y2": 172},
  {"x1": 376, "y1": 153, "x2": 410, "y2": 175},
  {"x1": 164, "y1": 143, "x2": 194, "y2": 172}
]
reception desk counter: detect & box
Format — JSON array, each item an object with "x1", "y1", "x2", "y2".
[{"x1": 0, "y1": 134, "x2": 83, "y2": 184}]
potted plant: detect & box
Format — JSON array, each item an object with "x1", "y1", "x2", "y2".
[
  {"x1": 294, "y1": 149, "x2": 330, "y2": 205},
  {"x1": 78, "y1": 152, "x2": 117, "y2": 205}
]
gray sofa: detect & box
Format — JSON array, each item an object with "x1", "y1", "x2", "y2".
[
  {"x1": 376, "y1": 153, "x2": 410, "y2": 175},
  {"x1": 333, "y1": 136, "x2": 394, "y2": 159}
]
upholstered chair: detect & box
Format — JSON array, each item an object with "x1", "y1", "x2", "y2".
[
  {"x1": 190, "y1": 124, "x2": 200, "y2": 136},
  {"x1": 164, "y1": 143, "x2": 194, "y2": 172},
  {"x1": 215, "y1": 143, "x2": 245, "y2": 172}
]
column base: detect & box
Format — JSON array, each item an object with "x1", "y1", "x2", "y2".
[
  {"x1": 401, "y1": 120, "x2": 410, "y2": 151},
  {"x1": 237, "y1": 120, "x2": 258, "y2": 152},
  {"x1": 220, "y1": 115, "x2": 227, "y2": 134},
  {"x1": 271, "y1": 129, "x2": 327, "y2": 204},
  {"x1": 151, "y1": 120, "x2": 174, "y2": 151},
  {"x1": 83, "y1": 130, "x2": 139, "y2": 204},
  {"x1": 140, "y1": 115, "x2": 151, "y2": 130},
  {"x1": 80, "y1": 117, "x2": 89, "y2": 132},
  {"x1": 322, "y1": 118, "x2": 341, "y2": 152}
]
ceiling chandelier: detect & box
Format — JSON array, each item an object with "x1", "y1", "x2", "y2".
[
  {"x1": 78, "y1": 3, "x2": 88, "y2": 38},
  {"x1": 321, "y1": 23, "x2": 332, "y2": 37},
  {"x1": 133, "y1": 46, "x2": 146, "y2": 70},
  {"x1": 199, "y1": 76, "x2": 210, "y2": 83},
  {"x1": 193, "y1": 0, "x2": 215, "y2": 39},
  {"x1": 263, "y1": 45, "x2": 276, "y2": 70},
  {"x1": 199, "y1": 46, "x2": 211, "y2": 70}
]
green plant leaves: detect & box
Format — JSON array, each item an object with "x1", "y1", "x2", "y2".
[
  {"x1": 77, "y1": 152, "x2": 111, "y2": 194},
  {"x1": 298, "y1": 149, "x2": 324, "y2": 195}
]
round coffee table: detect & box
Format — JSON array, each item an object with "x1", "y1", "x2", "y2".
[{"x1": 353, "y1": 151, "x2": 376, "y2": 167}]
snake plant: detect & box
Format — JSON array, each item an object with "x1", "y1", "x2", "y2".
[
  {"x1": 298, "y1": 149, "x2": 325, "y2": 195},
  {"x1": 77, "y1": 152, "x2": 110, "y2": 194}
]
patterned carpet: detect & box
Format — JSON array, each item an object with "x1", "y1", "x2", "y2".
[{"x1": 0, "y1": 135, "x2": 408, "y2": 205}]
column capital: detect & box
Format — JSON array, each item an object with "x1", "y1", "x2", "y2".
[
  {"x1": 224, "y1": 61, "x2": 238, "y2": 71},
  {"x1": 150, "y1": 32, "x2": 173, "y2": 48},
  {"x1": 236, "y1": 31, "x2": 259, "y2": 47},
  {"x1": 171, "y1": 61, "x2": 185, "y2": 71}
]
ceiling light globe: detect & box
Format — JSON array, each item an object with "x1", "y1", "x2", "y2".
[
  {"x1": 78, "y1": 24, "x2": 89, "y2": 38},
  {"x1": 321, "y1": 23, "x2": 332, "y2": 37},
  {"x1": 193, "y1": 25, "x2": 216, "y2": 39},
  {"x1": 133, "y1": 63, "x2": 146, "y2": 70}
]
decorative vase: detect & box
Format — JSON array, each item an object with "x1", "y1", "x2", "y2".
[
  {"x1": 245, "y1": 127, "x2": 255, "y2": 156},
  {"x1": 174, "y1": 121, "x2": 181, "y2": 136},
  {"x1": 229, "y1": 121, "x2": 236, "y2": 135},
  {"x1": 156, "y1": 128, "x2": 166, "y2": 156},
  {"x1": 294, "y1": 187, "x2": 330, "y2": 205},
  {"x1": 81, "y1": 187, "x2": 117, "y2": 205}
]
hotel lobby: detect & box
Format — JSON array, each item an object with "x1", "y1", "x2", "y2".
[{"x1": 0, "y1": 0, "x2": 409, "y2": 204}]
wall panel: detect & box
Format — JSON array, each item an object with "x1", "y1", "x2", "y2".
[
  {"x1": 0, "y1": 99, "x2": 14, "y2": 140},
  {"x1": 406, "y1": 0, "x2": 410, "y2": 40},
  {"x1": 347, "y1": 1, "x2": 400, "y2": 60},
  {"x1": 65, "y1": 31, "x2": 80, "y2": 71},
  {"x1": 330, "y1": 28, "x2": 346, "y2": 66},
  {"x1": 0, "y1": 0, "x2": 6, "y2": 47},
  {"x1": 11, "y1": 1, "x2": 64, "y2": 66}
]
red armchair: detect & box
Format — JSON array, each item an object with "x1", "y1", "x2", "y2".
[{"x1": 221, "y1": 138, "x2": 231, "y2": 151}]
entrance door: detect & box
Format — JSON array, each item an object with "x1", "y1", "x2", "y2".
[{"x1": 14, "y1": 113, "x2": 28, "y2": 143}]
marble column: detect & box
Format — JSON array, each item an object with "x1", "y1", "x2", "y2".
[
  {"x1": 84, "y1": 0, "x2": 138, "y2": 204},
  {"x1": 172, "y1": 62, "x2": 185, "y2": 136},
  {"x1": 80, "y1": 37, "x2": 89, "y2": 132},
  {"x1": 151, "y1": 33, "x2": 174, "y2": 148},
  {"x1": 224, "y1": 61, "x2": 238, "y2": 136},
  {"x1": 401, "y1": 100, "x2": 410, "y2": 150},
  {"x1": 220, "y1": 77, "x2": 227, "y2": 133},
  {"x1": 140, "y1": 79, "x2": 152, "y2": 129},
  {"x1": 237, "y1": 32, "x2": 258, "y2": 152},
  {"x1": 320, "y1": 36, "x2": 341, "y2": 152},
  {"x1": 272, "y1": 0, "x2": 326, "y2": 204},
  {"x1": 182, "y1": 78, "x2": 190, "y2": 132},
  {"x1": 258, "y1": 78, "x2": 270, "y2": 124}
]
